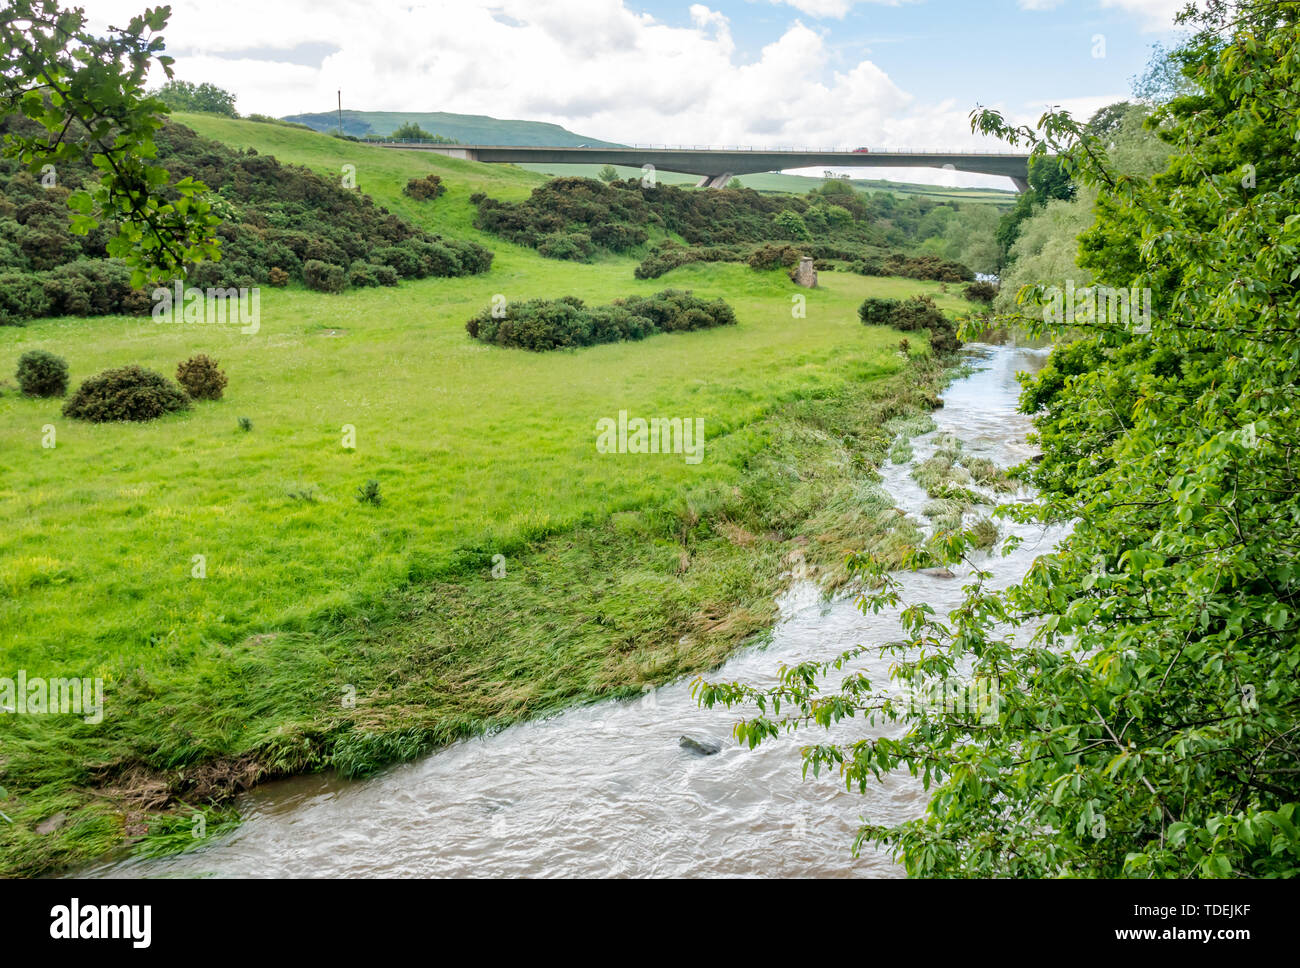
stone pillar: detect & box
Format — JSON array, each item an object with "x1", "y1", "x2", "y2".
[{"x1": 792, "y1": 257, "x2": 817, "y2": 288}]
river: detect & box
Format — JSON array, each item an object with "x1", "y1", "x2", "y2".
[{"x1": 82, "y1": 341, "x2": 1064, "y2": 878}]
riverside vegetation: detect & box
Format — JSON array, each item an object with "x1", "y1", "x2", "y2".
[{"x1": 0, "y1": 105, "x2": 987, "y2": 875}]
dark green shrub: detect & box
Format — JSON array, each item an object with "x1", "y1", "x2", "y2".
[
  {"x1": 590, "y1": 222, "x2": 648, "y2": 252},
  {"x1": 0, "y1": 115, "x2": 493, "y2": 309},
  {"x1": 16, "y1": 349, "x2": 68, "y2": 397},
  {"x1": 302, "y1": 259, "x2": 346, "y2": 293},
  {"x1": 964, "y1": 280, "x2": 997, "y2": 303},
  {"x1": 176, "y1": 354, "x2": 228, "y2": 400},
  {"x1": 403, "y1": 175, "x2": 445, "y2": 201},
  {"x1": 747, "y1": 243, "x2": 802, "y2": 271},
  {"x1": 858, "y1": 297, "x2": 898, "y2": 326},
  {"x1": 0, "y1": 270, "x2": 52, "y2": 323},
  {"x1": 537, "y1": 232, "x2": 595, "y2": 261},
  {"x1": 466, "y1": 289, "x2": 736, "y2": 352},
  {"x1": 408, "y1": 239, "x2": 461, "y2": 277},
  {"x1": 304, "y1": 237, "x2": 349, "y2": 267},
  {"x1": 858, "y1": 295, "x2": 960, "y2": 355},
  {"x1": 373, "y1": 246, "x2": 422, "y2": 279},
  {"x1": 891, "y1": 295, "x2": 947, "y2": 333},
  {"x1": 347, "y1": 262, "x2": 381, "y2": 288},
  {"x1": 63, "y1": 365, "x2": 191, "y2": 422},
  {"x1": 451, "y1": 240, "x2": 494, "y2": 275},
  {"x1": 372, "y1": 264, "x2": 399, "y2": 286}
]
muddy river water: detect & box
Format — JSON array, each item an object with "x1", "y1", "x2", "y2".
[{"x1": 84, "y1": 342, "x2": 1065, "y2": 878}]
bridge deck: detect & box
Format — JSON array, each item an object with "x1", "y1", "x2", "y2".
[{"x1": 375, "y1": 142, "x2": 1031, "y2": 188}]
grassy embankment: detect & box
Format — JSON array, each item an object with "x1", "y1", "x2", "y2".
[{"x1": 0, "y1": 114, "x2": 981, "y2": 875}]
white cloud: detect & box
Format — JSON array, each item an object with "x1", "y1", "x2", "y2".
[
  {"x1": 1020, "y1": 0, "x2": 1195, "y2": 29},
  {"x1": 74, "y1": 0, "x2": 1121, "y2": 188},
  {"x1": 1099, "y1": 0, "x2": 1194, "y2": 30},
  {"x1": 769, "y1": 0, "x2": 921, "y2": 18}
]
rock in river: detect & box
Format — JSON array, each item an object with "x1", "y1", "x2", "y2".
[{"x1": 679, "y1": 735, "x2": 723, "y2": 756}]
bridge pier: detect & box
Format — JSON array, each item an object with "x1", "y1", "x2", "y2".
[{"x1": 695, "y1": 172, "x2": 734, "y2": 188}]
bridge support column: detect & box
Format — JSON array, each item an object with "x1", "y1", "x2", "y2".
[
  {"x1": 695, "y1": 172, "x2": 734, "y2": 188},
  {"x1": 1011, "y1": 176, "x2": 1030, "y2": 193}
]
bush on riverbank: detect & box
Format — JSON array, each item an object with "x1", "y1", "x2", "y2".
[{"x1": 859, "y1": 294, "x2": 961, "y2": 354}]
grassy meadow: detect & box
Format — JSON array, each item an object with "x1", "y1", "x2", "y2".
[{"x1": 0, "y1": 114, "x2": 982, "y2": 874}]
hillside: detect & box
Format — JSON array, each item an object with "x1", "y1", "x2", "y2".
[
  {"x1": 282, "y1": 109, "x2": 622, "y2": 147},
  {"x1": 0, "y1": 110, "x2": 990, "y2": 875}
]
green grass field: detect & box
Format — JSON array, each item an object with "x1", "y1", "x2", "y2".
[{"x1": 0, "y1": 114, "x2": 982, "y2": 874}]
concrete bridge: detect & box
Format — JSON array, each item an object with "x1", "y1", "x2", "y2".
[{"x1": 375, "y1": 142, "x2": 1032, "y2": 191}]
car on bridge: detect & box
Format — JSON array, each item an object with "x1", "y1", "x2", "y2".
[{"x1": 852, "y1": 147, "x2": 871, "y2": 153}]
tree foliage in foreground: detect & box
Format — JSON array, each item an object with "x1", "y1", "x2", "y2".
[
  {"x1": 0, "y1": 1, "x2": 219, "y2": 285},
  {"x1": 697, "y1": 0, "x2": 1300, "y2": 877}
]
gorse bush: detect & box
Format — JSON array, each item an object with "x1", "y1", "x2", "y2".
[
  {"x1": 346, "y1": 262, "x2": 398, "y2": 287},
  {"x1": 472, "y1": 176, "x2": 865, "y2": 257},
  {"x1": 62, "y1": 366, "x2": 191, "y2": 422},
  {"x1": 747, "y1": 243, "x2": 804, "y2": 271},
  {"x1": 473, "y1": 174, "x2": 993, "y2": 267},
  {"x1": 302, "y1": 259, "x2": 346, "y2": 294},
  {"x1": 15, "y1": 349, "x2": 68, "y2": 397},
  {"x1": 176, "y1": 354, "x2": 228, "y2": 400},
  {"x1": 858, "y1": 294, "x2": 961, "y2": 354},
  {"x1": 858, "y1": 297, "x2": 896, "y2": 327},
  {"x1": 634, "y1": 242, "x2": 747, "y2": 280},
  {"x1": 964, "y1": 280, "x2": 998, "y2": 303},
  {"x1": 403, "y1": 174, "x2": 446, "y2": 201},
  {"x1": 851, "y1": 251, "x2": 974, "y2": 282},
  {"x1": 466, "y1": 289, "x2": 737, "y2": 352},
  {"x1": 0, "y1": 114, "x2": 494, "y2": 323}
]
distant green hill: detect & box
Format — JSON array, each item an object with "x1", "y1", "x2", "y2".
[{"x1": 281, "y1": 109, "x2": 622, "y2": 147}]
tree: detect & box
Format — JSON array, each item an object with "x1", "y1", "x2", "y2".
[
  {"x1": 153, "y1": 79, "x2": 237, "y2": 116},
  {"x1": 1132, "y1": 40, "x2": 1200, "y2": 103},
  {"x1": 995, "y1": 154, "x2": 1077, "y2": 266},
  {"x1": 815, "y1": 177, "x2": 855, "y2": 198},
  {"x1": 0, "y1": 1, "x2": 219, "y2": 285},
  {"x1": 390, "y1": 121, "x2": 433, "y2": 140},
  {"x1": 597, "y1": 164, "x2": 618, "y2": 183},
  {"x1": 699, "y1": 0, "x2": 1300, "y2": 878},
  {"x1": 773, "y1": 209, "x2": 810, "y2": 240}
]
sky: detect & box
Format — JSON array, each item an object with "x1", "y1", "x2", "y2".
[{"x1": 80, "y1": 0, "x2": 1191, "y2": 189}]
